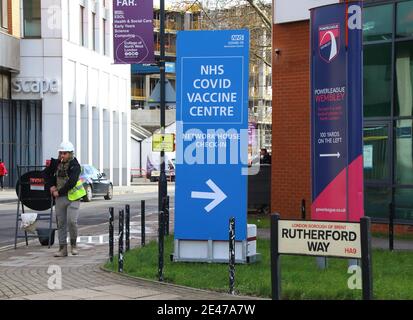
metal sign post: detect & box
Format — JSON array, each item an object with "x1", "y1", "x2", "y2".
[
  {"x1": 360, "y1": 217, "x2": 373, "y2": 300},
  {"x1": 141, "y1": 200, "x2": 146, "y2": 247},
  {"x1": 158, "y1": 0, "x2": 168, "y2": 225},
  {"x1": 158, "y1": 210, "x2": 165, "y2": 282}
]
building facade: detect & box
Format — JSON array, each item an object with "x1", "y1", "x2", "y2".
[
  {"x1": 9, "y1": 0, "x2": 130, "y2": 187},
  {"x1": 204, "y1": 3, "x2": 273, "y2": 153},
  {"x1": 130, "y1": 3, "x2": 203, "y2": 173},
  {"x1": 0, "y1": 0, "x2": 22, "y2": 188},
  {"x1": 272, "y1": 0, "x2": 413, "y2": 232}
]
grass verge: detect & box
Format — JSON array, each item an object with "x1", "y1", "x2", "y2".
[{"x1": 104, "y1": 236, "x2": 413, "y2": 300}]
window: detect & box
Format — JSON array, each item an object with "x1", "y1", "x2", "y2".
[
  {"x1": 363, "y1": 4, "x2": 393, "y2": 42},
  {"x1": 397, "y1": 0, "x2": 413, "y2": 38},
  {"x1": 132, "y1": 75, "x2": 145, "y2": 98},
  {"x1": 395, "y1": 188, "x2": 413, "y2": 220},
  {"x1": 0, "y1": 73, "x2": 10, "y2": 99},
  {"x1": 364, "y1": 43, "x2": 392, "y2": 117},
  {"x1": 364, "y1": 187, "x2": 392, "y2": 220},
  {"x1": 363, "y1": 2, "x2": 413, "y2": 222},
  {"x1": 0, "y1": 0, "x2": 8, "y2": 30},
  {"x1": 23, "y1": 0, "x2": 41, "y2": 38},
  {"x1": 92, "y1": 12, "x2": 97, "y2": 51},
  {"x1": 80, "y1": 6, "x2": 85, "y2": 46},
  {"x1": 103, "y1": 18, "x2": 107, "y2": 55},
  {"x1": 395, "y1": 119, "x2": 413, "y2": 185},
  {"x1": 395, "y1": 41, "x2": 413, "y2": 116}
]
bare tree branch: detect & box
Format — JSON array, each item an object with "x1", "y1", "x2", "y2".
[{"x1": 244, "y1": 0, "x2": 272, "y2": 32}]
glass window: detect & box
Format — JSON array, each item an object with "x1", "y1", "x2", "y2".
[
  {"x1": 23, "y1": 0, "x2": 41, "y2": 38},
  {"x1": 363, "y1": 4, "x2": 393, "y2": 42},
  {"x1": 363, "y1": 43, "x2": 392, "y2": 117},
  {"x1": 1, "y1": 0, "x2": 8, "y2": 29},
  {"x1": 363, "y1": 125, "x2": 390, "y2": 181},
  {"x1": 84, "y1": 166, "x2": 93, "y2": 176},
  {"x1": 90, "y1": 166, "x2": 100, "y2": 179},
  {"x1": 397, "y1": 0, "x2": 413, "y2": 38},
  {"x1": 92, "y1": 12, "x2": 96, "y2": 51},
  {"x1": 364, "y1": 186, "x2": 392, "y2": 219},
  {"x1": 80, "y1": 6, "x2": 85, "y2": 47},
  {"x1": 2, "y1": 74, "x2": 9, "y2": 99},
  {"x1": 0, "y1": 75, "x2": 3, "y2": 99},
  {"x1": 395, "y1": 119, "x2": 413, "y2": 184},
  {"x1": 395, "y1": 188, "x2": 413, "y2": 220},
  {"x1": 395, "y1": 41, "x2": 413, "y2": 116},
  {"x1": 103, "y1": 18, "x2": 107, "y2": 55}
]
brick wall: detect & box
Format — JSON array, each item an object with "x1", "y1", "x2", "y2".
[
  {"x1": 271, "y1": 20, "x2": 311, "y2": 219},
  {"x1": 372, "y1": 224, "x2": 413, "y2": 235}
]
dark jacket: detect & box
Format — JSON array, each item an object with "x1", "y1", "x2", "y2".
[{"x1": 42, "y1": 157, "x2": 81, "y2": 196}]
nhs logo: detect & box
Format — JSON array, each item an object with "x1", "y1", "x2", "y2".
[{"x1": 231, "y1": 34, "x2": 244, "y2": 41}]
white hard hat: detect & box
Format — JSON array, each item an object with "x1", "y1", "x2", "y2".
[{"x1": 57, "y1": 141, "x2": 74, "y2": 153}]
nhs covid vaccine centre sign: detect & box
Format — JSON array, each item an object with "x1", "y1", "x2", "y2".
[{"x1": 174, "y1": 30, "x2": 253, "y2": 263}]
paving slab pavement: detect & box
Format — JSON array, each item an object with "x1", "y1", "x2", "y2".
[{"x1": 0, "y1": 211, "x2": 261, "y2": 301}]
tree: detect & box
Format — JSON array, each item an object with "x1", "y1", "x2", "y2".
[
  {"x1": 198, "y1": 0, "x2": 272, "y2": 67},
  {"x1": 168, "y1": 0, "x2": 272, "y2": 66}
]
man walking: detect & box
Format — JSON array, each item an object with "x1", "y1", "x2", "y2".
[
  {"x1": 42, "y1": 141, "x2": 86, "y2": 257},
  {"x1": 0, "y1": 159, "x2": 8, "y2": 191}
]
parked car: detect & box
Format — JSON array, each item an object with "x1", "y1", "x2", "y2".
[{"x1": 80, "y1": 164, "x2": 113, "y2": 202}]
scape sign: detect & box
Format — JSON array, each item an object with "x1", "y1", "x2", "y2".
[
  {"x1": 175, "y1": 30, "x2": 249, "y2": 241},
  {"x1": 112, "y1": 0, "x2": 154, "y2": 64},
  {"x1": 310, "y1": 2, "x2": 364, "y2": 222},
  {"x1": 278, "y1": 220, "x2": 361, "y2": 258}
]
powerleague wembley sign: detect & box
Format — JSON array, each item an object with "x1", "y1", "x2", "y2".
[{"x1": 310, "y1": 2, "x2": 364, "y2": 222}]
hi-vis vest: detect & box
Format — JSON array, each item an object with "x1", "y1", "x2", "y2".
[{"x1": 68, "y1": 180, "x2": 86, "y2": 201}]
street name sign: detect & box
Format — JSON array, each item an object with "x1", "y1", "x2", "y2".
[{"x1": 278, "y1": 220, "x2": 361, "y2": 258}]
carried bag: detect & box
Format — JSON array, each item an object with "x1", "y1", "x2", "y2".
[{"x1": 20, "y1": 213, "x2": 38, "y2": 234}]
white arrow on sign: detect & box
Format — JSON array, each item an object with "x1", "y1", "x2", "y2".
[
  {"x1": 191, "y1": 179, "x2": 227, "y2": 213},
  {"x1": 319, "y1": 152, "x2": 341, "y2": 158}
]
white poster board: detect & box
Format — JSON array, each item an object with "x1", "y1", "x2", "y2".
[{"x1": 363, "y1": 145, "x2": 373, "y2": 169}]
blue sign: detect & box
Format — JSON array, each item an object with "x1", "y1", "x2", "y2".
[
  {"x1": 310, "y1": 2, "x2": 364, "y2": 222},
  {"x1": 132, "y1": 62, "x2": 176, "y2": 74},
  {"x1": 175, "y1": 30, "x2": 249, "y2": 241},
  {"x1": 165, "y1": 62, "x2": 176, "y2": 73},
  {"x1": 131, "y1": 64, "x2": 160, "y2": 74}
]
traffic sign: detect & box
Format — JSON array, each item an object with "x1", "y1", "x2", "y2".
[
  {"x1": 175, "y1": 30, "x2": 249, "y2": 241},
  {"x1": 152, "y1": 133, "x2": 175, "y2": 152}
]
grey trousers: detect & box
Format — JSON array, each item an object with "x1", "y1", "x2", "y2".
[{"x1": 55, "y1": 196, "x2": 80, "y2": 245}]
